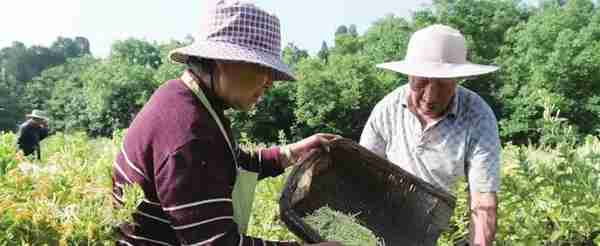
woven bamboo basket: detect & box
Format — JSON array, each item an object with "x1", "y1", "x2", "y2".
[{"x1": 279, "y1": 138, "x2": 456, "y2": 246}]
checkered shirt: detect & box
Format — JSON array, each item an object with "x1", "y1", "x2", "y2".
[{"x1": 360, "y1": 84, "x2": 501, "y2": 193}]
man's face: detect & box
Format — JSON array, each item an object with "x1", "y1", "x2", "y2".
[
  {"x1": 30, "y1": 118, "x2": 47, "y2": 127},
  {"x1": 408, "y1": 76, "x2": 458, "y2": 119},
  {"x1": 214, "y1": 61, "x2": 273, "y2": 112}
]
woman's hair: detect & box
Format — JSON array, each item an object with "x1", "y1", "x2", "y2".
[
  {"x1": 186, "y1": 56, "x2": 215, "y2": 75},
  {"x1": 186, "y1": 56, "x2": 218, "y2": 89}
]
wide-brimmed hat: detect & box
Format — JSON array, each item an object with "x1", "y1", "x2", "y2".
[
  {"x1": 169, "y1": 0, "x2": 295, "y2": 81},
  {"x1": 26, "y1": 110, "x2": 49, "y2": 121},
  {"x1": 376, "y1": 24, "x2": 499, "y2": 78}
]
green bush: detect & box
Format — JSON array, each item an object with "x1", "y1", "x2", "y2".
[
  {"x1": 439, "y1": 137, "x2": 600, "y2": 245},
  {"x1": 0, "y1": 132, "x2": 18, "y2": 176},
  {"x1": 247, "y1": 173, "x2": 298, "y2": 242},
  {"x1": 2, "y1": 131, "x2": 600, "y2": 245},
  {"x1": 0, "y1": 132, "x2": 120, "y2": 244},
  {"x1": 294, "y1": 54, "x2": 390, "y2": 141},
  {"x1": 240, "y1": 131, "x2": 298, "y2": 241},
  {"x1": 498, "y1": 0, "x2": 600, "y2": 142}
]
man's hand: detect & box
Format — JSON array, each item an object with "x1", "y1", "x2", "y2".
[
  {"x1": 280, "y1": 133, "x2": 342, "y2": 168},
  {"x1": 469, "y1": 192, "x2": 497, "y2": 246}
]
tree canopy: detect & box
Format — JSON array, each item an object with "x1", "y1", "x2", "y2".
[{"x1": 2, "y1": 0, "x2": 600, "y2": 148}]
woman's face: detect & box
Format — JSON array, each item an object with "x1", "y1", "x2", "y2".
[{"x1": 214, "y1": 61, "x2": 274, "y2": 111}]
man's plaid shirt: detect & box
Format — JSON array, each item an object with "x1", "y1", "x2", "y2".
[{"x1": 360, "y1": 84, "x2": 501, "y2": 193}]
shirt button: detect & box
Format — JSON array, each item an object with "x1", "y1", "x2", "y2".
[{"x1": 415, "y1": 146, "x2": 424, "y2": 155}]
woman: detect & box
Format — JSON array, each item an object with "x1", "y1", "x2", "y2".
[{"x1": 112, "y1": 1, "x2": 341, "y2": 245}]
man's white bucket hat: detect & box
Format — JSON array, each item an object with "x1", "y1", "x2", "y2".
[{"x1": 376, "y1": 24, "x2": 499, "y2": 78}]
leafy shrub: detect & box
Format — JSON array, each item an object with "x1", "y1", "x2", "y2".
[
  {"x1": 0, "y1": 132, "x2": 18, "y2": 176},
  {"x1": 439, "y1": 137, "x2": 600, "y2": 245},
  {"x1": 0, "y1": 132, "x2": 120, "y2": 244},
  {"x1": 2, "y1": 130, "x2": 599, "y2": 245},
  {"x1": 241, "y1": 131, "x2": 298, "y2": 241},
  {"x1": 498, "y1": 0, "x2": 600, "y2": 142}
]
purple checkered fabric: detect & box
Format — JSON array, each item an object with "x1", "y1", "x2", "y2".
[
  {"x1": 170, "y1": 0, "x2": 295, "y2": 81},
  {"x1": 203, "y1": 2, "x2": 281, "y2": 57}
]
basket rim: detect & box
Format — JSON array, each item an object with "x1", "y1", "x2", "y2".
[
  {"x1": 279, "y1": 152, "x2": 325, "y2": 243},
  {"x1": 326, "y1": 138, "x2": 456, "y2": 205}
]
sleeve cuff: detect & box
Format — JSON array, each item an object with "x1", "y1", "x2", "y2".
[{"x1": 258, "y1": 146, "x2": 285, "y2": 177}]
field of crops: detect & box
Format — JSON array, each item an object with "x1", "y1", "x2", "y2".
[{"x1": 0, "y1": 131, "x2": 599, "y2": 245}]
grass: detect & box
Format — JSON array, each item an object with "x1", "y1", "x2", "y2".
[
  {"x1": 304, "y1": 206, "x2": 382, "y2": 246},
  {"x1": 0, "y1": 131, "x2": 599, "y2": 245}
]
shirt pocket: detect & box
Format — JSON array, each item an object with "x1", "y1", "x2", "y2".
[
  {"x1": 422, "y1": 137, "x2": 467, "y2": 188},
  {"x1": 387, "y1": 141, "x2": 416, "y2": 175}
]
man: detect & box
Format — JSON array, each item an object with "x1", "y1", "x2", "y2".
[
  {"x1": 360, "y1": 24, "x2": 501, "y2": 246},
  {"x1": 17, "y1": 109, "x2": 50, "y2": 160},
  {"x1": 112, "y1": 1, "x2": 340, "y2": 245}
]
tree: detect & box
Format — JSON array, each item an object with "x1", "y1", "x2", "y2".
[
  {"x1": 0, "y1": 42, "x2": 30, "y2": 84},
  {"x1": 153, "y1": 40, "x2": 186, "y2": 85},
  {"x1": 498, "y1": 0, "x2": 599, "y2": 143},
  {"x1": 413, "y1": 0, "x2": 530, "y2": 122},
  {"x1": 0, "y1": 37, "x2": 90, "y2": 96},
  {"x1": 80, "y1": 60, "x2": 157, "y2": 136},
  {"x1": 317, "y1": 41, "x2": 330, "y2": 62},
  {"x1": 281, "y1": 42, "x2": 309, "y2": 70},
  {"x1": 0, "y1": 42, "x2": 61, "y2": 88},
  {"x1": 51, "y1": 36, "x2": 90, "y2": 59},
  {"x1": 333, "y1": 33, "x2": 363, "y2": 55},
  {"x1": 294, "y1": 54, "x2": 389, "y2": 140},
  {"x1": 418, "y1": 0, "x2": 529, "y2": 64},
  {"x1": 75, "y1": 37, "x2": 91, "y2": 55},
  {"x1": 361, "y1": 14, "x2": 412, "y2": 63},
  {"x1": 0, "y1": 38, "x2": 88, "y2": 131},
  {"x1": 332, "y1": 23, "x2": 363, "y2": 56},
  {"x1": 348, "y1": 24, "x2": 359, "y2": 37},
  {"x1": 0, "y1": 85, "x2": 22, "y2": 132},
  {"x1": 41, "y1": 56, "x2": 99, "y2": 132},
  {"x1": 229, "y1": 81, "x2": 298, "y2": 143},
  {"x1": 109, "y1": 38, "x2": 162, "y2": 69},
  {"x1": 335, "y1": 25, "x2": 349, "y2": 36}
]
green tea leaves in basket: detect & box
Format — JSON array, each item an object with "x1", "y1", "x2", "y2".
[{"x1": 303, "y1": 206, "x2": 384, "y2": 246}]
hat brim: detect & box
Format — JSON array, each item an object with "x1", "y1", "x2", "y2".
[
  {"x1": 169, "y1": 41, "x2": 296, "y2": 82},
  {"x1": 26, "y1": 115, "x2": 49, "y2": 121},
  {"x1": 376, "y1": 60, "x2": 499, "y2": 78}
]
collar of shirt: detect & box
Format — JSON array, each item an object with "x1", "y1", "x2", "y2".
[
  {"x1": 184, "y1": 68, "x2": 229, "y2": 112},
  {"x1": 182, "y1": 69, "x2": 241, "y2": 155}
]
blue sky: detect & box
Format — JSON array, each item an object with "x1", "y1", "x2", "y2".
[{"x1": 1, "y1": 0, "x2": 539, "y2": 57}]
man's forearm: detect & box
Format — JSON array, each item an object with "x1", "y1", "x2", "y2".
[{"x1": 470, "y1": 192, "x2": 497, "y2": 246}]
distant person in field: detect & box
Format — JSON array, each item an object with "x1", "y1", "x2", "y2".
[
  {"x1": 360, "y1": 24, "x2": 501, "y2": 246},
  {"x1": 111, "y1": 1, "x2": 341, "y2": 246},
  {"x1": 17, "y1": 109, "x2": 50, "y2": 160}
]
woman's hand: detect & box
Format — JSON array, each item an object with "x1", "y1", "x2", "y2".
[{"x1": 280, "y1": 133, "x2": 341, "y2": 168}]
